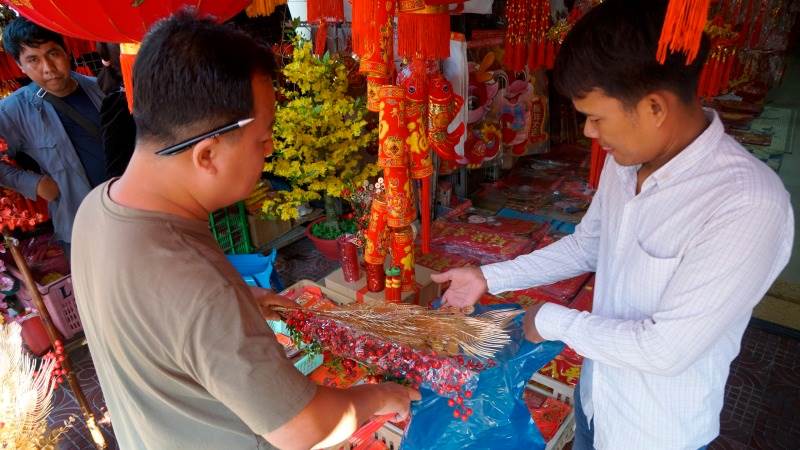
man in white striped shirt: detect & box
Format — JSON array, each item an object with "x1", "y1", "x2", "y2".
[{"x1": 431, "y1": 1, "x2": 794, "y2": 449}]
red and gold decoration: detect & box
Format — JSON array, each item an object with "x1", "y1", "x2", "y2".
[
  {"x1": 384, "y1": 267, "x2": 403, "y2": 302},
  {"x1": 390, "y1": 226, "x2": 416, "y2": 292},
  {"x1": 365, "y1": 262, "x2": 386, "y2": 292},
  {"x1": 352, "y1": 0, "x2": 395, "y2": 111}
]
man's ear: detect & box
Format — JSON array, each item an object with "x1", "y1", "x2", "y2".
[
  {"x1": 190, "y1": 137, "x2": 219, "y2": 175},
  {"x1": 640, "y1": 91, "x2": 670, "y2": 129}
]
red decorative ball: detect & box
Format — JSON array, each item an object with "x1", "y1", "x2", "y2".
[
  {"x1": 447, "y1": 399, "x2": 455, "y2": 407},
  {"x1": 460, "y1": 415, "x2": 468, "y2": 422},
  {"x1": 464, "y1": 390, "x2": 472, "y2": 398},
  {"x1": 453, "y1": 410, "x2": 461, "y2": 419},
  {"x1": 56, "y1": 376, "x2": 64, "y2": 384},
  {"x1": 465, "y1": 408, "x2": 473, "y2": 416},
  {"x1": 455, "y1": 396, "x2": 463, "y2": 405}
]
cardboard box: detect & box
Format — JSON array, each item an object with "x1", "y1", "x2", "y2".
[
  {"x1": 324, "y1": 264, "x2": 441, "y2": 307},
  {"x1": 248, "y1": 215, "x2": 293, "y2": 248}
]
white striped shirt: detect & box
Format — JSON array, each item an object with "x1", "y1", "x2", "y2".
[{"x1": 481, "y1": 110, "x2": 794, "y2": 450}]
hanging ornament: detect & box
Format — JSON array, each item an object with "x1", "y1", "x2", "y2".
[
  {"x1": 398, "y1": 4, "x2": 451, "y2": 60},
  {"x1": 354, "y1": 0, "x2": 395, "y2": 111},
  {"x1": 427, "y1": 74, "x2": 465, "y2": 161}
]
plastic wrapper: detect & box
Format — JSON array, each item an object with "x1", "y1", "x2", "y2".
[
  {"x1": 414, "y1": 245, "x2": 480, "y2": 272},
  {"x1": 401, "y1": 302, "x2": 564, "y2": 450},
  {"x1": 429, "y1": 222, "x2": 535, "y2": 264},
  {"x1": 284, "y1": 297, "x2": 495, "y2": 397}
]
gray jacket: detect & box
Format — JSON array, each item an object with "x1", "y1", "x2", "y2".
[{"x1": 0, "y1": 73, "x2": 104, "y2": 243}]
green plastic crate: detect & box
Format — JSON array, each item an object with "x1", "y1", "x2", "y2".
[{"x1": 209, "y1": 202, "x2": 253, "y2": 254}]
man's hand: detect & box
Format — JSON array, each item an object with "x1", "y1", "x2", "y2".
[
  {"x1": 36, "y1": 175, "x2": 60, "y2": 202},
  {"x1": 248, "y1": 286, "x2": 296, "y2": 321},
  {"x1": 373, "y1": 383, "x2": 421, "y2": 421},
  {"x1": 430, "y1": 266, "x2": 488, "y2": 308},
  {"x1": 523, "y1": 303, "x2": 545, "y2": 343}
]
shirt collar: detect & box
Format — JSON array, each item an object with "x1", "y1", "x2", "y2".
[
  {"x1": 615, "y1": 108, "x2": 723, "y2": 192},
  {"x1": 648, "y1": 108, "x2": 722, "y2": 188}
]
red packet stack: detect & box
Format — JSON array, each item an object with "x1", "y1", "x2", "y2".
[{"x1": 524, "y1": 389, "x2": 572, "y2": 441}]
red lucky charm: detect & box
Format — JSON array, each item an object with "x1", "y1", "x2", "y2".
[
  {"x1": 400, "y1": 59, "x2": 434, "y2": 254},
  {"x1": 427, "y1": 74, "x2": 465, "y2": 162}
]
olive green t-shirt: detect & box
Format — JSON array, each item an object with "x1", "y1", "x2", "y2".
[{"x1": 71, "y1": 181, "x2": 316, "y2": 449}]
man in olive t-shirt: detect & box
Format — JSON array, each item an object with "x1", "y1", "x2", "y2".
[{"x1": 72, "y1": 13, "x2": 418, "y2": 450}]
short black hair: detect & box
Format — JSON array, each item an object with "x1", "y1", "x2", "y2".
[
  {"x1": 133, "y1": 10, "x2": 277, "y2": 146},
  {"x1": 2, "y1": 17, "x2": 67, "y2": 62},
  {"x1": 553, "y1": 0, "x2": 710, "y2": 106}
]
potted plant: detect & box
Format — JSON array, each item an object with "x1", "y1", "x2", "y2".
[{"x1": 261, "y1": 38, "x2": 378, "y2": 259}]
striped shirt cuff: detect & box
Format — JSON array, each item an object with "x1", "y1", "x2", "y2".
[
  {"x1": 480, "y1": 263, "x2": 510, "y2": 295},
  {"x1": 535, "y1": 302, "x2": 578, "y2": 341}
]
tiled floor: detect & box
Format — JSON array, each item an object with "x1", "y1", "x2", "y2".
[{"x1": 49, "y1": 238, "x2": 800, "y2": 449}]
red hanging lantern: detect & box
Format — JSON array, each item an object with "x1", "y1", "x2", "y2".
[
  {"x1": 2, "y1": 1, "x2": 249, "y2": 43},
  {"x1": 4, "y1": 1, "x2": 250, "y2": 111}
]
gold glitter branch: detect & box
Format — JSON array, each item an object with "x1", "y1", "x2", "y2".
[{"x1": 279, "y1": 304, "x2": 523, "y2": 359}]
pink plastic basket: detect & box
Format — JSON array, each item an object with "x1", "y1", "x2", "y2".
[{"x1": 9, "y1": 266, "x2": 82, "y2": 340}]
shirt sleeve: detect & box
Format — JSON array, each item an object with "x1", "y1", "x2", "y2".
[
  {"x1": 0, "y1": 102, "x2": 43, "y2": 200},
  {"x1": 535, "y1": 196, "x2": 793, "y2": 376},
  {"x1": 181, "y1": 284, "x2": 317, "y2": 435},
  {"x1": 480, "y1": 162, "x2": 606, "y2": 295}
]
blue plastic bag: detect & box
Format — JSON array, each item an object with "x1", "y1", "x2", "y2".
[{"x1": 401, "y1": 303, "x2": 564, "y2": 450}]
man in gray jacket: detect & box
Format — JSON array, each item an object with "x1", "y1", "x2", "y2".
[{"x1": 0, "y1": 17, "x2": 106, "y2": 253}]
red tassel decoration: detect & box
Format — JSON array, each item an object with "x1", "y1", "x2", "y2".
[
  {"x1": 398, "y1": 8, "x2": 451, "y2": 60},
  {"x1": 588, "y1": 139, "x2": 605, "y2": 189},
  {"x1": 119, "y1": 43, "x2": 139, "y2": 112},
  {"x1": 314, "y1": 20, "x2": 329, "y2": 56},
  {"x1": 307, "y1": 0, "x2": 345, "y2": 22},
  {"x1": 657, "y1": 0, "x2": 711, "y2": 64}
]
